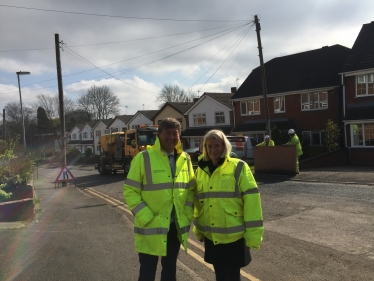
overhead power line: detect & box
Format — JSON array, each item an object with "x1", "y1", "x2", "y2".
[{"x1": 0, "y1": 4, "x2": 250, "y2": 22}]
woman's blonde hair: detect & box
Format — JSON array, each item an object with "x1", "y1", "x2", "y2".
[{"x1": 202, "y1": 129, "x2": 232, "y2": 161}]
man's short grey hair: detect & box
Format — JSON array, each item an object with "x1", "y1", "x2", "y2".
[{"x1": 202, "y1": 129, "x2": 232, "y2": 161}]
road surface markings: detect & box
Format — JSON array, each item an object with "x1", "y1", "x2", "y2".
[{"x1": 86, "y1": 187, "x2": 260, "y2": 281}]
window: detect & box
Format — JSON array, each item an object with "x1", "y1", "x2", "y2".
[
  {"x1": 356, "y1": 74, "x2": 374, "y2": 96},
  {"x1": 301, "y1": 92, "x2": 328, "y2": 110},
  {"x1": 215, "y1": 112, "x2": 225, "y2": 124},
  {"x1": 302, "y1": 131, "x2": 324, "y2": 146},
  {"x1": 194, "y1": 139, "x2": 201, "y2": 148},
  {"x1": 83, "y1": 132, "x2": 87, "y2": 139},
  {"x1": 72, "y1": 134, "x2": 76, "y2": 140},
  {"x1": 96, "y1": 145, "x2": 101, "y2": 152},
  {"x1": 95, "y1": 130, "x2": 101, "y2": 137},
  {"x1": 240, "y1": 99, "x2": 260, "y2": 115},
  {"x1": 274, "y1": 96, "x2": 285, "y2": 113},
  {"x1": 90, "y1": 132, "x2": 93, "y2": 138},
  {"x1": 104, "y1": 129, "x2": 109, "y2": 134},
  {"x1": 111, "y1": 128, "x2": 118, "y2": 133},
  {"x1": 193, "y1": 113, "x2": 206, "y2": 125},
  {"x1": 352, "y1": 123, "x2": 374, "y2": 147},
  {"x1": 122, "y1": 127, "x2": 127, "y2": 132}
]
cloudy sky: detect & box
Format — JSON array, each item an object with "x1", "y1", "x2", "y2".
[{"x1": 1, "y1": 0, "x2": 373, "y2": 116}]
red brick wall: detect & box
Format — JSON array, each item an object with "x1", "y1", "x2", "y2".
[
  {"x1": 234, "y1": 88, "x2": 341, "y2": 131},
  {"x1": 349, "y1": 148, "x2": 374, "y2": 165},
  {"x1": 345, "y1": 76, "x2": 374, "y2": 104}
]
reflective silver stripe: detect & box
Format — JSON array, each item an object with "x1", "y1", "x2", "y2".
[
  {"x1": 174, "y1": 182, "x2": 189, "y2": 189},
  {"x1": 180, "y1": 225, "x2": 190, "y2": 234},
  {"x1": 142, "y1": 151, "x2": 152, "y2": 186},
  {"x1": 234, "y1": 160, "x2": 244, "y2": 197},
  {"x1": 185, "y1": 201, "x2": 194, "y2": 208},
  {"x1": 197, "y1": 192, "x2": 241, "y2": 199},
  {"x1": 142, "y1": 182, "x2": 173, "y2": 191},
  {"x1": 194, "y1": 220, "x2": 245, "y2": 234},
  {"x1": 189, "y1": 179, "x2": 196, "y2": 188},
  {"x1": 241, "y1": 188, "x2": 259, "y2": 196},
  {"x1": 132, "y1": 202, "x2": 146, "y2": 215},
  {"x1": 125, "y1": 178, "x2": 143, "y2": 189},
  {"x1": 245, "y1": 220, "x2": 263, "y2": 228},
  {"x1": 134, "y1": 227, "x2": 168, "y2": 235}
]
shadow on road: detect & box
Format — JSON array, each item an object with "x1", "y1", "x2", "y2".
[{"x1": 74, "y1": 172, "x2": 127, "y2": 189}]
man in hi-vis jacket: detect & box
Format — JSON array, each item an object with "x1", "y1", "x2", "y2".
[{"x1": 124, "y1": 118, "x2": 196, "y2": 281}]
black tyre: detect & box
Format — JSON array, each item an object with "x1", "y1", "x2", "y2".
[
  {"x1": 98, "y1": 159, "x2": 108, "y2": 175},
  {"x1": 123, "y1": 158, "x2": 131, "y2": 177}
]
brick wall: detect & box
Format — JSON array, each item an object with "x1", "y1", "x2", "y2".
[{"x1": 234, "y1": 88, "x2": 341, "y2": 131}]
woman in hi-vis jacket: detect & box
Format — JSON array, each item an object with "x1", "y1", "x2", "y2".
[{"x1": 193, "y1": 129, "x2": 264, "y2": 281}]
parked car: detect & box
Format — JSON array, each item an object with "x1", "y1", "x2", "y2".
[
  {"x1": 184, "y1": 147, "x2": 201, "y2": 162},
  {"x1": 227, "y1": 136, "x2": 258, "y2": 165}
]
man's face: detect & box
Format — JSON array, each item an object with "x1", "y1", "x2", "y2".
[
  {"x1": 265, "y1": 138, "x2": 270, "y2": 142},
  {"x1": 158, "y1": 128, "x2": 180, "y2": 153}
]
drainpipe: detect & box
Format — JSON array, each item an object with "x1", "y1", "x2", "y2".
[{"x1": 341, "y1": 73, "x2": 350, "y2": 163}]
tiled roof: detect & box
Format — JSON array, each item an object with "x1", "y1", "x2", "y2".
[
  {"x1": 181, "y1": 125, "x2": 233, "y2": 137},
  {"x1": 168, "y1": 102, "x2": 194, "y2": 114},
  {"x1": 232, "y1": 45, "x2": 350, "y2": 100},
  {"x1": 341, "y1": 21, "x2": 374, "y2": 73},
  {"x1": 344, "y1": 102, "x2": 374, "y2": 121},
  {"x1": 138, "y1": 110, "x2": 159, "y2": 119},
  {"x1": 117, "y1": 115, "x2": 134, "y2": 123},
  {"x1": 204, "y1": 93, "x2": 233, "y2": 108},
  {"x1": 232, "y1": 118, "x2": 299, "y2": 132}
]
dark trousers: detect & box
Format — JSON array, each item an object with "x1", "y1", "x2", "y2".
[
  {"x1": 213, "y1": 263, "x2": 241, "y2": 281},
  {"x1": 138, "y1": 223, "x2": 181, "y2": 281}
]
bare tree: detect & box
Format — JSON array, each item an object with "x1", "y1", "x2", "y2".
[
  {"x1": 33, "y1": 93, "x2": 75, "y2": 120},
  {"x1": 155, "y1": 84, "x2": 196, "y2": 107},
  {"x1": 77, "y1": 85, "x2": 120, "y2": 120},
  {"x1": 4, "y1": 102, "x2": 35, "y2": 138}
]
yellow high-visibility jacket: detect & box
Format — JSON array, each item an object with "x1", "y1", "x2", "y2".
[
  {"x1": 193, "y1": 156, "x2": 264, "y2": 249},
  {"x1": 123, "y1": 137, "x2": 196, "y2": 256},
  {"x1": 286, "y1": 135, "x2": 303, "y2": 157},
  {"x1": 257, "y1": 140, "x2": 275, "y2": 146}
]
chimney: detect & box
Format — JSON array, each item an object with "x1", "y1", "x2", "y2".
[
  {"x1": 193, "y1": 97, "x2": 199, "y2": 103},
  {"x1": 231, "y1": 87, "x2": 237, "y2": 93}
]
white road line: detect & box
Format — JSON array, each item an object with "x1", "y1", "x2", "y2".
[{"x1": 87, "y1": 188, "x2": 260, "y2": 281}]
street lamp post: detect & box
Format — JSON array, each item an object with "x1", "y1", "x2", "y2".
[{"x1": 16, "y1": 71, "x2": 30, "y2": 147}]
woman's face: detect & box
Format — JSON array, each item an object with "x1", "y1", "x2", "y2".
[{"x1": 206, "y1": 137, "x2": 225, "y2": 162}]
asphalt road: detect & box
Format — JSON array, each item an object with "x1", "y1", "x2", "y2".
[{"x1": 1, "y1": 165, "x2": 373, "y2": 281}]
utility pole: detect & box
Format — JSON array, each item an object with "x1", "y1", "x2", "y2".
[
  {"x1": 254, "y1": 15, "x2": 271, "y2": 137},
  {"x1": 2, "y1": 109, "x2": 5, "y2": 139},
  {"x1": 55, "y1": 34, "x2": 66, "y2": 168}
]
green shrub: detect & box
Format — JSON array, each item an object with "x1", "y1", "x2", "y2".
[
  {"x1": 84, "y1": 147, "x2": 93, "y2": 157},
  {"x1": 0, "y1": 136, "x2": 34, "y2": 201}
]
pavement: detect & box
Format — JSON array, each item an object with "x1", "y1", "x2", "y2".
[{"x1": 253, "y1": 164, "x2": 374, "y2": 186}]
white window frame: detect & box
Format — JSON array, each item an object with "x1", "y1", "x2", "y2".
[
  {"x1": 356, "y1": 74, "x2": 374, "y2": 96},
  {"x1": 351, "y1": 122, "x2": 374, "y2": 147},
  {"x1": 274, "y1": 96, "x2": 285, "y2": 113},
  {"x1": 193, "y1": 113, "x2": 206, "y2": 125},
  {"x1": 111, "y1": 127, "x2": 119, "y2": 133},
  {"x1": 302, "y1": 131, "x2": 324, "y2": 146},
  {"x1": 301, "y1": 92, "x2": 328, "y2": 111},
  {"x1": 95, "y1": 130, "x2": 101, "y2": 137},
  {"x1": 96, "y1": 145, "x2": 101, "y2": 152},
  {"x1": 72, "y1": 134, "x2": 76, "y2": 140},
  {"x1": 240, "y1": 99, "x2": 260, "y2": 116},
  {"x1": 83, "y1": 132, "x2": 88, "y2": 139},
  {"x1": 215, "y1": 111, "x2": 225, "y2": 124},
  {"x1": 104, "y1": 129, "x2": 109, "y2": 134}
]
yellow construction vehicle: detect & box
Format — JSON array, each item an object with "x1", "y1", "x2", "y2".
[{"x1": 96, "y1": 125, "x2": 158, "y2": 176}]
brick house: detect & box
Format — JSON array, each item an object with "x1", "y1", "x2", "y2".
[
  {"x1": 231, "y1": 45, "x2": 350, "y2": 150},
  {"x1": 182, "y1": 92, "x2": 234, "y2": 149},
  {"x1": 340, "y1": 21, "x2": 374, "y2": 165}
]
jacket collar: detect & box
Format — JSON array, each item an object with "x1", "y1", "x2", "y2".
[{"x1": 147, "y1": 136, "x2": 184, "y2": 155}]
